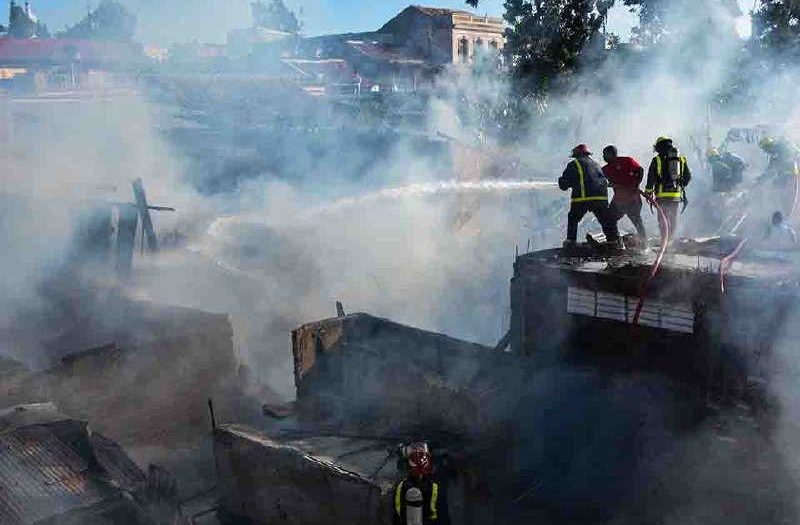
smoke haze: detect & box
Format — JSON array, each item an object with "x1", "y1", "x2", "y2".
[{"x1": 3, "y1": 0, "x2": 800, "y2": 522}]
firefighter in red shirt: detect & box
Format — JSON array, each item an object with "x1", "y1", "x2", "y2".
[{"x1": 602, "y1": 145, "x2": 646, "y2": 242}]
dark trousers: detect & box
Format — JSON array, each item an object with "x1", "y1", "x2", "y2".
[
  {"x1": 657, "y1": 199, "x2": 681, "y2": 242},
  {"x1": 567, "y1": 201, "x2": 619, "y2": 242},
  {"x1": 608, "y1": 199, "x2": 646, "y2": 240}
]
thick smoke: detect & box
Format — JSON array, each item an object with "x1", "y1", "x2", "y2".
[{"x1": 3, "y1": 0, "x2": 800, "y2": 522}]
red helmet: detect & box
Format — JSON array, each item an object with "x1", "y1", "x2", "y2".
[
  {"x1": 408, "y1": 449, "x2": 433, "y2": 477},
  {"x1": 571, "y1": 144, "x2": 592, "y2": 157}
]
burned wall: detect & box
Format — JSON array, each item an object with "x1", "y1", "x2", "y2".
[
  {"x1": 0, "y1": 299, "x2": 241, "y2": 465},
  {"x1": 214, "y1": 424, "x2": 392, "y2": 525},
  {"x1": 290, "y1": 313, "x2": 516, "y2": 435}
]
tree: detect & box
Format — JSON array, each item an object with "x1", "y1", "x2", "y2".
[
  {"x1": 58, "y1": 0, "x2": 137, "y2": 42},
  {"x1": 751, "y1": 0, "x2": 800, "y2": 60},
  {"x1": 9, "y1": 1, "x2": 49, "y2": 38},
  {"x1": 252, "y1": 0, "x2": 301, "y2": 34},
  {"x1": 498, "y1": 0, "x2": 613, "y2": 94},
  {"x1": 621, "y1": 0, "x2": 666, "y2": 45},
  {"x1": 623, "y1": 0, "x2": 740, "y2": 47}
]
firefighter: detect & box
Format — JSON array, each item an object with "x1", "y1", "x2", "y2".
[
  {"x1": 645, "y1": 136, "x2": 692, "y2": 244},
  {"x1": 707, "y1": 148, "x2": 745, "y2": 193},
  {"x1": 394, "y1": 443, "x2": 448, "y2": 525},
  {"x1": 758, "y1": 137, "x2": 800, "y2": 216},
  {"x1": 559, "y1": 144, "x2": 620, "y2": 249},
  {"x1": 602, "y1": 145, "x2": 646, "y2": 242}
]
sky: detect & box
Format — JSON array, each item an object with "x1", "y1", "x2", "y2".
[{"x1": 22, "y1": 0, "x2": 746, "y2": 44}]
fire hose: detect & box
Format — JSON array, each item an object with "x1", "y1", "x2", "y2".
[
  {"x1": 631, "y1": 191, "x2": 670, "y2": 326},
  {"x1": 631, "y1": 190, "x2": 750, "y2": 323},
  {"x1": 719, "y1": 238, "x2": 749, "y2": 294}
]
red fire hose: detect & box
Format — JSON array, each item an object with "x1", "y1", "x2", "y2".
[
  {"x1": 631, "y1": 191, "x2": 670, "y2": 326},
  {"x1": 719, "y1": 238, "x2": 749, "y2": 294}
]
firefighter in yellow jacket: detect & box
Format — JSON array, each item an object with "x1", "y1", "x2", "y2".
[{"x1": 645, "y1": 136, "x2": 692, "y2": 244}]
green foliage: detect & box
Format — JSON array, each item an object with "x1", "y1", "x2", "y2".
[
  {"x1": 501, "y1": 0, "x2": 612, "y2": 94},
  {"x1": 621, "y1": 0, "x2": 666, "y2": 45},
  {"x1": 252, "y1": 0, "x2": 302, "y2": 34},
  {"x1": 751, "y1": 0, "x2": 800, "y2": 60},
  {"x1": 58, "y1": 0, "x2": 136, "y2": 42}
]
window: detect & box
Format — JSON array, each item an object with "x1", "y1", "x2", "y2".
[
  {"x1": 458, "y1": 37, "x2": 469, "y2": 63},
  {"x1": 566, "y1": 287, "x2": 695, "y2": 334}
]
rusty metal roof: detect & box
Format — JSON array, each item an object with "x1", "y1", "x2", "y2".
[
  {"x1": 90, "y1": 432, "x2": 147, "y2": 493},
  {"x1": 0, "y1": 425, "x2": 115, "y2": 525}
]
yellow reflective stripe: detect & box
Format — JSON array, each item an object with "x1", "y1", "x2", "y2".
[
  {"x1": 574, "y1": 159, "x2": 586, "y2": 200},
  {"x1": 571, "y1": 196, "x2": 608, "y2": 203},
  {"x1": 654, "y1": 155, "x2": 685, "y2": 199},
  {"x1": 395, "y1": 480, "x2": 404, "y2": 516},
  {"x1": 430, "y1": 482, "x2": 439, "y2": 520}
]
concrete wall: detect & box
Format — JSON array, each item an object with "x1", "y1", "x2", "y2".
[
  {"x1": 451, "y1": 13, "x2": 505, "y2": 64},
  {"x1": 214, "y1": 424, "x2": 391, "y2": 525},
  {"x1": 289, "y1": 313, "x2": 530, "y2": 440}
]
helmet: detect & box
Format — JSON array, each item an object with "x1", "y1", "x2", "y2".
[
  {"x1": 654, "y1": 136, "x2": 672, "y2": 147},
  {"x1": 405, "y1": 442, "x2": 433, "y2": 478},
  {"x1": 571, "y1": 144, "x2": 592, "y2": 157},
  {"x1": 759, "y1": 136, "x2": 775, "y2": 151},
  {"x1": 407, "y1": 450, "x2": 433, "y2": 477},
  {"x1": 707, "y1": 148, "x2": 720, "y2": 158}
]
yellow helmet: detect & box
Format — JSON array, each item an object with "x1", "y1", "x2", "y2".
[
  {"x1": 759, "y1": 136, "x2": 775, "y2": 151},
  {"x1": 654, "y1": 136, "x2": 672, "y2": 147}
]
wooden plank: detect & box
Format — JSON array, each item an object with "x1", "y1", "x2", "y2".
[{"x1": 132, "y1": 178, "x2": 158, "y2": 253}]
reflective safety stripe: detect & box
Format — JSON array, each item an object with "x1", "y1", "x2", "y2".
[
  {"x1": 571, "y1": 196, "x2": 609, "y2": 202},
  {"x1": 395, "y1": 481, "x2": 404, "y2": 516},
  {"x1": 430, "y1": 482, "x2": 439, "y2": 520},
  {"x1": 654, "y1": 155, "x2": 685, "y2": 200},
  {"x1": 570, "y1": 159, "x2": 607, "y2": 203},
  {"x1": 575, "y1": 159, "x2": 587, "y2": 200}
]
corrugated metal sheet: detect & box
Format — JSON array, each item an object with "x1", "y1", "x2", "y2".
[
  {"x1": 567, "y1": 286, "x2": 695, "y2": 334},
  {"x1": 90, "y1": 433, "x2": 147, "y2": 493},
  {"x1": 0, "y1": 425, "x2": 113, "y2": 525}
]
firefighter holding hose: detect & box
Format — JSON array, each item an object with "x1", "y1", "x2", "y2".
[
  {"x1": 559, "y1": 144, "x2": 621, "y2": 249},
  {"x1": 393, "y1": 442, "x2": 449, "y2": 525},
  {"x1": 645, "y1": 136, "x2": 692, "y2": 244}
]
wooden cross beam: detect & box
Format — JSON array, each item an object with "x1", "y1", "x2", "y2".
[{"x1": 131, "y1": 178, "x2": 175, "y2": 254}]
